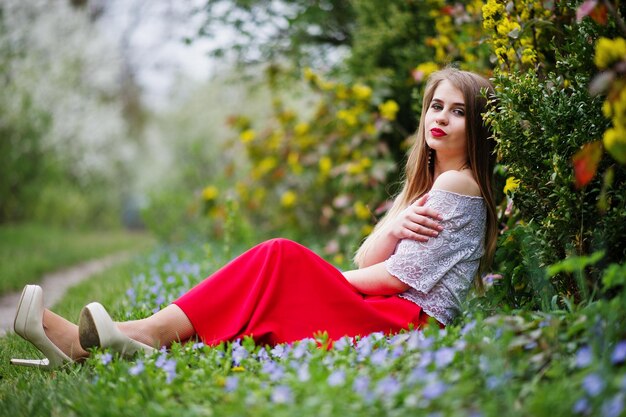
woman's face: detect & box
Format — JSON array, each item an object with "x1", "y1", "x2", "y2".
[{"x1": 424, "y1": 80, "x2": 468, "y2": 160}]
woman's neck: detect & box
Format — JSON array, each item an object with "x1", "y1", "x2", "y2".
[{"x1": 433, "y1": 154, "x2": 469, "y2": 177}]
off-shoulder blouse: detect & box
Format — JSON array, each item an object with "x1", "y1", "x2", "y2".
[{"x1": 385, "y1": 189, "x2": 486, "y2": 325}]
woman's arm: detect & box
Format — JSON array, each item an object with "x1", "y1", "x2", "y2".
[
  {"x1": 343, "y1": 263, "x2": 410, "y2": 295},
  {"x1": 358, "y1": 194, "x2": 443, "y2": 268}
]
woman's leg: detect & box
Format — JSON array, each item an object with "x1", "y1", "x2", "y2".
[
  {"x1": 43, "y1": 309, "x2": 89, "y2": 360},
  {"x1": 116, "y1": 304, "x2": 195, "y2": 348}
]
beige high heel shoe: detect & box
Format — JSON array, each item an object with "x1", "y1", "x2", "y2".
[
  {"x1": 78, "y1": 302, "x2": 156, "y2": 357},
  {"x1": 11, "y1": 285, "x2": 73, "y2": 369}
]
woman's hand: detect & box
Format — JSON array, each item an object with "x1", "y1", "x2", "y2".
[{"x1": 384, "y1": 194, "x2": 443, "y2": 242}]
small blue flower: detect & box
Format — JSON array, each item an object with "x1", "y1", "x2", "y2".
[
  {"x1": 582, "y1": 373, "x2": 605, "y2": 397},
  {"x1": 270, "y1": 385, "x2": 293, "y2": 404},
  {"x1": 192, "y1": 342, "x2": 205, "y2": 350},
  {"x1": 161, "y1": 359, "x2": 177, "y2": 384},
  {"x1": 100, "y1": 352, "x2": 113, "y2": 365},
  {"x1": 231, "y1": 342, "x2": 248, "y2": 365},
  {"x1": 611, "y1": 341, "x2": 626, "y2": 365},
  {"x1": 422, "y1": 379, "x2": 448, "y2": 400},
  {"x1": 297, "y1": 363, "x2": 310, "y2": 382},
  {"x1": 576, "y1": 346, "x2": 593, "y2": 368},
  {"x1": 327, "y1": 370, "x2": 346, "y2": 387},
  {"x1": 333, "y1": 336, "x2": 352, "y2": 351},
  {"x1": 375, "y1": 376, "x2": 401, "y2": 397},
  {"x1": 602, "y1": 393, "x2": 625, "y2": 417},
  {"x1": 572, "y1": 397, "x2": 590, "y2": 415},
  {"x1": 224, "y1": 376, "x2": 239, "y2": 393},
  {"x1": 270, "y1": 344, "x2": 288, "y2": 359},
  {"x1": 434, "y1": 347, "x2": 456, "y2": 368},
  {"x1": 129, "y1": 360, "x2": 144, "y2": 376},
  {"x1": 353, "y1": 375, "x2": 370, "y2": 395},
  {"x1": 370, "y1": 349, "x2": 388, "y2": 366},
  {"x1": 261, "y1": 361, "x2": 285, "y2": 382},
  {"x1": 460, "y1": 321, "x2": 477, "y2": 336}
]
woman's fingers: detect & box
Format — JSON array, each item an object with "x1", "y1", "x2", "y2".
[{"x1": 407, "y1": 213, "x2": 443, "y2": 233}]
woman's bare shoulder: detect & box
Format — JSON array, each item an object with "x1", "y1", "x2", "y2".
[{"x1": 431, "y1": 170, "x2": 481, "y2": 197}]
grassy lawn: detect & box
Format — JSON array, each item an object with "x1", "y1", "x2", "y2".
[
  {"x1": 0, "y1": 223, "x2": 154, "y2": 295},
  {"x1": 0, "y1": 241, "x2": 624, "y2": 417}
]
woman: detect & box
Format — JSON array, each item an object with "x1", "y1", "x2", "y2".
[{"x1": 11, "y1": 68, "x2": 497, "y2": 369}]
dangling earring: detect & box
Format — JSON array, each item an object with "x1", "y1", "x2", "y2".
[{"x1": 428, "y1": 148, "x2": 434, "y2": 169}]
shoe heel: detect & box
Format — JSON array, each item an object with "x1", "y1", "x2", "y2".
[{"x1": 10, "y1": 358, "x2": 51, "y2": 368}]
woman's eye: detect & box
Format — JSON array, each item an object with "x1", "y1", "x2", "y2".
[
  {"x1": 453, "y1": 108, "x2": 465, "y2": 116},
  {"x1": 431, "y1": 103, "x2": 442, "y2": 110}
]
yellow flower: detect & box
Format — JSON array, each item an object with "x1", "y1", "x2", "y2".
[
  {"x1": 281, "y1": 190, "x2": 297, "y2": 208},
  {"x1": 361, "y1": 224, "x2": 373, "y2": 236},
  {"x1": 504, "y1": 176, "x2": 521, "y2": 194},
  {"x1": 231, "y1": 366, "x2": 245, "y2": 372},
  {"x1": 336, "y1": 85, "x2": 349, "y2": 100},
  {"x1": 352, "y1": 84, "x2": 373, "y2": 101},
  {"x1": 294, "y1": 122, "x2": 309, "y2": 136},
  {"x1": 594, "y1": 37, "x2": 626, "y2": 70},
  {"x1": 303, "y1": 67, "x2": 317, "y2": 81},
  {"x1": 353, "y1": 201, "x2": 371, "y2": 220},
  {"x1": 202, "y1": 185, "x2": 219, "y2": 201},
  {"x1": 413, "y1": 62, "x2": 439, "y2": 83},
  {"x1": 333, "y1": 254, "x2": 345, "y2": 265},
  {"x1": 521, "y1": 47, "x2": 537, "y2": 65},
  {"x1": 337, "y1": 109, "x2": 358, "y2": 126},
  {"x1": 346, "y1": 162, "x2": 364, "y2": 175},
  {"x1": 288, "y1": 152, "x2": 303, "y2": 175},
  {"x1": 319, "y1": 156, "x2": 332, "y2": 176},
  {"x1": 603, "y1": 127, "x2": 626, "y2": 164},
  {"x1": 379, "y1": 100, "x2": 399, "y2": 121},
  {"x1": 239, "y1": 129, "x2": 256, "y2": 144}
]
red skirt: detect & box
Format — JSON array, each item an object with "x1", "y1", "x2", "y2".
[{"x1": 173, "y1": 238, "x2": 435, "y2": 346}]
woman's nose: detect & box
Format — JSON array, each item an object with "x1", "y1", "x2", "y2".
[{"x1": 435, "y1": 113, "x2": 448, "y2": 125}]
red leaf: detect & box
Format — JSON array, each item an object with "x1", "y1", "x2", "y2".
[
  {"x1": 590, "y1": 4, "x2": 608, "y2": 25},
  {"x1": 573, "y1": 141, "x2": 603, "y2": 189}
]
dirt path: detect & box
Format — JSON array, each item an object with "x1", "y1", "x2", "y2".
[{"x1": 0, "y1": 251, "x2": 131, "y2": 336}]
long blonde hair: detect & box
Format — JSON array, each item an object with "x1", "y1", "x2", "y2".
[{"x1": 355, "y1": 68, "x2": 497, "y2": 289}]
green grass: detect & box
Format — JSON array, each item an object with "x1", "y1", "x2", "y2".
[
  {"x1": 0, "y1": 223, "x2": 154, "y2": 295},
  {"x1": 0, "y1": 242, "x2": 624, "y2": 417}
]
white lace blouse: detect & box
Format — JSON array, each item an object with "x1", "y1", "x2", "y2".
[{"x1": 385, "y1": 189, "x2": 486, "y2": 325}]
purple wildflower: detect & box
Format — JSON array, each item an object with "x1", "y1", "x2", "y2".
[
  {"x1": 270, "y1": 344, "x2": 288, "y2": 359},
  {"x1": 375, "y1": 376, "x2": 401, "y2": 397},
  {"x1": 191, "y1": 342, "x2": 205, "y2": 350},
  {"x1": 370, "y1": 349, "x2": 389, "y2": 366},
  {"x1": 224, "y1": 376, "x2": 239, "y2": 393},
  {"x1": 161, "y1": 359, "x2": 177, "y2": 383},
  {"x1": 231, "y1": 342, "x2": 248, "y2": 365},
  {"x1": 612, "y1": 341, "x2": 626, "y2": 365},
  {"x1": 434, "y1": 347, "x2": 456, "y2": 368},
  {"x1": 582, "y1": 373, "x2": 605, "y2": 397},
  {"x1": 327, "y1": 370, "x2": 346, "y2": 387},
  {"x1": 261, "y1": 361, "x2": 285, "y2": 382},
  {"x1": 257, "y1": 348, "x2": 270, "y2": 362},
  {"x1": 296, "y1": 363, "x2": 310, "y2": 382},
  {"x1": 100, "y1": 352, "x2": 113, "y2": 366},
  {"x1": 602, "y1": 393, "x2": 625, "y2": 417},
  {"x1": 391, "y1": 345, "x2": 404, "y2": 358},
  {"x1": 576, "y1": 346, "x2": 593, "y2": 368},
  {"x1": 460, "y1": 320, "x2": 477, "y2": 336},
  {"x1": 271, "y1": 385, "x2": 293, "y2": 404},
  {"x1": 419, "y1": 351, "x2": 433, "y2": 368},
  {"x1": 422, "y1": 379, "x2": 448, "y2": 400},
  {"x1": 129, "y1": 360, "x2": 144, "y2": 376},
  {"x1": 333, "y1": 336, "x2": 351, "y2": 351},
  {"x1": 572, "y1": 398, "x2": 590, "y2": 415}
]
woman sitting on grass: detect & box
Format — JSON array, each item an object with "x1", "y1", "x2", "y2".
[{"x1": 11, "y1": 67, "x2": 497, "y2": 369}]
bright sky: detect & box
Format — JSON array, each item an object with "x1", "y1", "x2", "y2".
[{"x1": 97, "y1": 0, "x2": 227, "y2": 108}]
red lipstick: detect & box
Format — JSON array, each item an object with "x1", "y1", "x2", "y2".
[{"x1": 430, "y1": 128, "x2": 446, "y2": 137}]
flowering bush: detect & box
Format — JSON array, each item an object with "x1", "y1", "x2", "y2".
[{"x1": 201, "y1": 71, "x2": 397, "y2": 261}]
